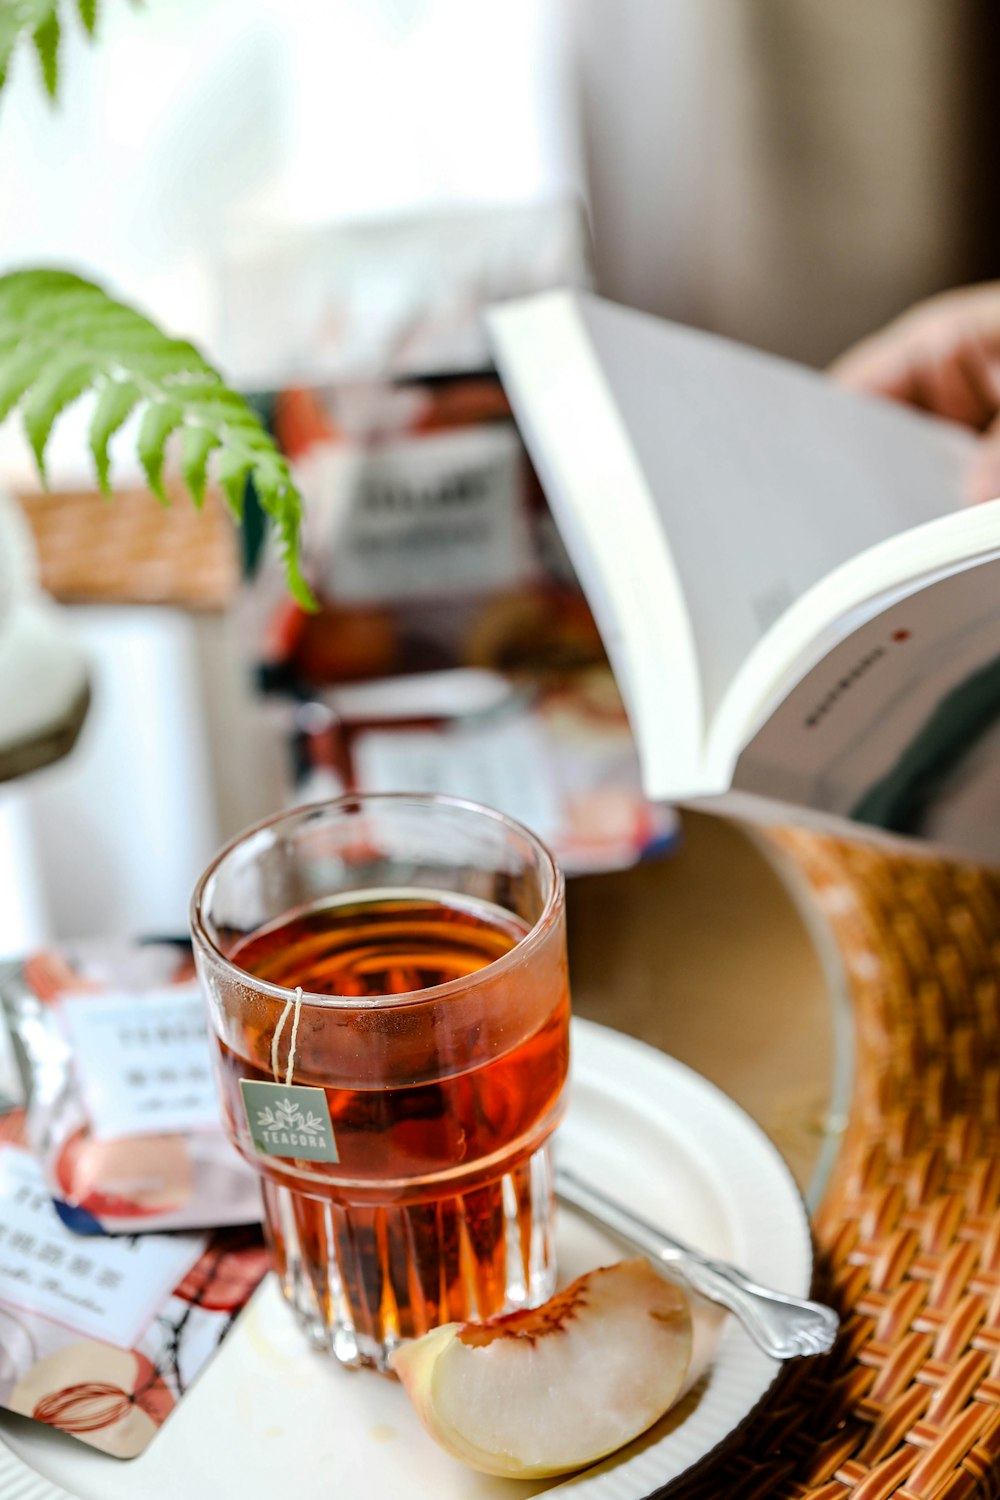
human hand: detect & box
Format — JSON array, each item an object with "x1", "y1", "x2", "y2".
[{"x1": 830, "y1": 282, "x2": 1000, "y2": 503}]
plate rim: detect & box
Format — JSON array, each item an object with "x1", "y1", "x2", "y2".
[
  {"x1": 0, "y1": 1017, "x2": 814, "y2": 1500},
  {"x1": 556, "y1": 1018, "x2": 813, "y2": 1496}
]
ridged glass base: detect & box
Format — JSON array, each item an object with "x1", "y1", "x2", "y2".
[{"x1": 261, "y1": 1144, "x2": 557, "y2": 1371}]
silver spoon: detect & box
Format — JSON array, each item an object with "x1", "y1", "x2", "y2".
[{"x1": 554, "y1": 1165, "x2": 838, "y2": 1361}]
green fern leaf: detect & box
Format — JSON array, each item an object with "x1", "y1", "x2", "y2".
[
  {"x1": 0, "y1": 4, "x2": 53, "y2": 87},
  {"x1": 137, "y1": 399, "x2": 184, "y2": 501},
  {"x1": 90, "y1": 378, "x2": 141, "y2": 491},
  {"x1": 180, "y1": 424, "x2": 218, "y2": 508},
  {"x1": 21, "y1": 353, "x2": 98, "y2": 474},
  {"x1": 0, "y1": 0, "x2": 103, "y2": 99},
  {"x1": 0, "y1": 269, "x2": 315, "y2": 607},
  {"x1": 0, "y1": 344, "x2": 50, "y2": 424},
  {"x1": 0, "y1": 13, "x2": 23, "y2": 92},
  {"x1": 216, "y1": 446, "x2": 253, "y2": 521},
  {"x1": 272, "y1": 495, "x2": 310, "y2": 607},
  {"x1": 33, "y1": 6, "x2": 60, "y2": 98}
]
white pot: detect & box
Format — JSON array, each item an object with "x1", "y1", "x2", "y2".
[{"x1": 0, "y1": 488, "x2": 89, "y2": 779}]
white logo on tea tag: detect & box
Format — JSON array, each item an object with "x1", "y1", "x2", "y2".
[{"x1": 240, "y1": 1080, "x2": 339, "y2": 1163}]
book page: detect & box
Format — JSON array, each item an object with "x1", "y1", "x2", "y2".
[
  {"x1": 578, "y1": 294, "x2": 975, "y2": 716},
  {"x1": 709, "y1": 497, "x2": 1000, "y2": 785},
  {"x1": 730, "y1": 554, "x2": 1000, "y2": 862},
  {"x1": 489, "y1": 293, "x2": 977, "y2": 779},
  {"x1": 488, "y1": 296, "x2": 706, "y2": 790}
]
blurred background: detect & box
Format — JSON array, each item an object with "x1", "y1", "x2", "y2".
[{"x1": 2, "y1": 0, "x2": 999, "y2": 956}]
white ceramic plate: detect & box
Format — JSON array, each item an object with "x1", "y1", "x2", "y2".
[{"x1": 0, "y1": 1018, "x2": 813, "y2": 1499}]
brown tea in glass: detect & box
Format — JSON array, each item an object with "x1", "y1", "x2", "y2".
[{"x1": 191, "y1": 796, "x2": 569, "y2": 1371}]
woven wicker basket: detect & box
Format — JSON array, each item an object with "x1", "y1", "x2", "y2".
[
  {"x1": 679, "y1": 828, "x2": 1000, "y2": 1500},
  {"x1": 15, "y1": 483, "x2": 240, "y2": 610}
]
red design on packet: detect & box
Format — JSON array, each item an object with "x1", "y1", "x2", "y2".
[
  {"x1": 12, "y1": 1338, "x2": 182, "y2": 1458},
  {"x1": 55, "y1": 1128, "x2": 193, "y2": 1221},
  {"x1": 21, "y1": 951, "x2": 95, "y2": 1003},
  {"x1": 0, "y1": 1200, "x2": 268, "y2": 1457},
  {"x1": 175, "y1": 1229, "x2": 272, "y2": 1312},
  {"x1": 273, "y1": 385, "x2": 340, "y2": 456},
  {"x1": 31, "y1": 1348, "x2": 174, "y2": 1435},
  {"x1": 0, "y1": 1108, "x2": 26, "y2": 1145}
]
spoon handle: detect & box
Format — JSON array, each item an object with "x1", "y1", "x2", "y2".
[{"x1": 554, "y1": 1165, "x2": 838, "y2": 1361}]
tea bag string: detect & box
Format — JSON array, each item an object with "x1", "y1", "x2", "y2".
[{"x1": 270, "y1": 986, "x2": 304, "y2": 1087}]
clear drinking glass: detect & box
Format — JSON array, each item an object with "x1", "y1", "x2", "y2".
[{"x1": 190, "y1": 794, "x2": 569, "y2": 1371}]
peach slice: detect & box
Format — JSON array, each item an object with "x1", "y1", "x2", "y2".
[{"x1": 391, "y1": 1258, "x2": 692, "y2": 1478}]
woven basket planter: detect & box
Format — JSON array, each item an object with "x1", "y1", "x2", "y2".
[{"x1": 680, "y1": 829, "x2": 1000, "y2": 1500}]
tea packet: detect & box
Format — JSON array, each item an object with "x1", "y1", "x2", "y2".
[
  {"x1": 290, "y1": 666, "x2": 681, "y2": 874},
  {"x1": 1, "y1": 942, "x2": 262, "y2": 1235},
  {"x1": 224, "y1": 202, "x2": 605, "y2": 694},
  {"x1": 0, "y1": 1111, "x2": 267, "y2": 1458}
]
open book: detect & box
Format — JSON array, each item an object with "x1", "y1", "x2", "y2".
[{"x1": 487, "y1": 291, "x2": 1000, "y2": 861}]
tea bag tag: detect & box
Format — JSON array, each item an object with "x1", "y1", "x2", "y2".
[
  {"x1": 239, "y1": 1080, "x2": 339, "y2": 1163},
  {"x1": 241, "y1": 984, "x2": 338, "y2": 1161}
]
